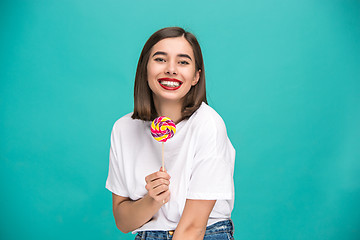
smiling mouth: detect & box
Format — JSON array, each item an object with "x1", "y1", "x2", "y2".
[{"x1": 158, "y1": 78, "x2": 183, "y2": 90}]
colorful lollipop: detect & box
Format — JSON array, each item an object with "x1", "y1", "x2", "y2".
[{"x1": 151, "y1": 116, "x2": 176, "y2": 170}]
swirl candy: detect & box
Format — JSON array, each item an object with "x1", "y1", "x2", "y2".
[{"x1": 151, "y1": 116, "x2": 176, "y2": 142}]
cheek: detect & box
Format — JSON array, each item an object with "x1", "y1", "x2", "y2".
[
  {"x1": 184, "y1": 69, "x2": 197, "y2": 82},
  {"x1": 147, "y1": 64, "x2": 154, "y2": 78},
  {"x1": 148, "y1": 61, "x2": 163, "y2": 72}
]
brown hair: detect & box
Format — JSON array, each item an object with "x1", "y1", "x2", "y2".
[{"x1": 131, "y1": 27, "x2": 207, "y2": 121}]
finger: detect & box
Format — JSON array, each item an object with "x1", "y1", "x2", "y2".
[
  {"x1": 164, "y1": 191, "x2": 170, "y2": 203},
  {"x1": 159, "y1": 168, "x2": 172, "y2": 180},
  {"x1": 145, "y1": 171, "x2": 171, "y2": 183},
  {"x1": 154, "y1": 189, "x2": 170, "y2": 203},
  {"x1": 145, "y1": 171, "x2": 167, "y2": 182},
  {"x1": 159, "y1": 190, "x2": 171, "y2": 204},
  {"x1": 163, "y1": 191, "x2": 171, "y2": 203},
  {"x1": 152, "y1": 185, "x2": 169, "y2": 196},
  {"x1": 152, "y1": 178, "x2": 170, "y2": 188},
  {"x1": 145, "y1": 178, "x2": 169, "y2": 191},
  {"x1": 149, "y1": 188, "x2": 168, "y2": 200}
]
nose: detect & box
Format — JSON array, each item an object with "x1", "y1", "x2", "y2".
[{"x1": 165, "y1": 61, "x2": 177, "y2": 75}]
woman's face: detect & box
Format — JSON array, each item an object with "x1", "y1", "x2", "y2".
[{"x1": 147, "y1": 36, "x2": 200, "y2": 104}]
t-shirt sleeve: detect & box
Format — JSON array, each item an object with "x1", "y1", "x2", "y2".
[
  {"x1": 187, "y1": 116, "x2": 235, "y2": 200},
  {"x1": 105, "y1": 122, "x2": 129, "y2": 197}
]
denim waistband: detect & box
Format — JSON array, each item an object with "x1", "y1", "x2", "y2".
[
  {"x1": 136, "y1": 219, "x2": 234, "y2": 239},
  {"x1": 205, "y1": 219, "x2": 234, "y2": 235}
]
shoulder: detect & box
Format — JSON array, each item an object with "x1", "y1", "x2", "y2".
[
  {"x1": 191, "y1": 102, "x2": 227, "y2": 133},
  {"x1": 112, "y1": 112, "x2": 133, "y2": 129},
  {"x1": 186, "y1": 103, "x2": 231, "y2": 147},
  {"x1": 189, "y1": 103, "x2": 235, "y2": 164},
  {"x1": 111, "y1": 112, "x2": 148, "y2": 135}
]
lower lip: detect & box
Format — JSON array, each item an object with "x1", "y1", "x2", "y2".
[{"x1": 158, "y1": 82, "x2": 182, "y2": 90}]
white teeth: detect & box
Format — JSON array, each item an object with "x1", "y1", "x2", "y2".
[{"x1": 160, "y1": 81, "x2": 181, "y2": 87}]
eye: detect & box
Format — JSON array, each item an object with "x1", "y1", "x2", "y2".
[
  {"x1": 179, "y1": 60, "x2": 189, "y2": 65},
  {"x1": 154, "y1": 58, "x2": 165, "y2": 62}
]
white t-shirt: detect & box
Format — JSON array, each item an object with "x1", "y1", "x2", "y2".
[{"x1": 106, "y1": 102, "x2": 235, "y2": 233}]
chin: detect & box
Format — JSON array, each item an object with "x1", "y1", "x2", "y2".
[{"x1": 155, "y1": 93, "x2": 185, "y2": 103}]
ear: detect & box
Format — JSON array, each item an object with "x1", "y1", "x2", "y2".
[{"x1": 192, "y1": 69, "x2": 201, "y2": 86}]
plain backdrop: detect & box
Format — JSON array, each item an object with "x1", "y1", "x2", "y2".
[{"x1": 1, "y1": 0, "x2": 359, "y2": 239}]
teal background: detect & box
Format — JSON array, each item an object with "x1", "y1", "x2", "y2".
[{"x1": 1, "y1": 0, "x2": 359, "y2": 239}]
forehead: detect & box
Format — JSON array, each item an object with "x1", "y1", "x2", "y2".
[{"x1": 150, "y1": 37, "x2": 194, "y2": 57}]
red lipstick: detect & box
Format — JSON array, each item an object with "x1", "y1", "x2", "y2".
[{"x1": 158, "y1": 78, "x2": 183, "y2": 90}]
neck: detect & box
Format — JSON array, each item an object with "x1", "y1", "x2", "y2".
[{"x1": 153, "y1": 97, "x2": 183, "y2": 124}]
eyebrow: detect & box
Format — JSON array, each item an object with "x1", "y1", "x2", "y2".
[{"x1": 152, "y1": 51, "x2": 192, "y2": 61}]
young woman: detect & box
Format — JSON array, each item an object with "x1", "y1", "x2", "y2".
[{"x1": 106, "y1": 27, "x2": 235, "y2": 240}]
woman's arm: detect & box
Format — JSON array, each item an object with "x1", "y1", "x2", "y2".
[
  {"x1": 172, "y1": 199, "x2": 216, "y2": 240},
  {"x1": 112, "y1": 193, "x2": 160, "y2": 233},
  {"x1": 112, "y1": 170, "x2": 171, "y2": 233}
]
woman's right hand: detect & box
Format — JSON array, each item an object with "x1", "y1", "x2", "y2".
[{"x1": 145, "y1": 167, "x2": 171, "y2": 205}]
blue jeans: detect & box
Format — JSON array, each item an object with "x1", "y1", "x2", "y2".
[{"x1": 135, "y1": 219, "x2": 234, "y2": 240}]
